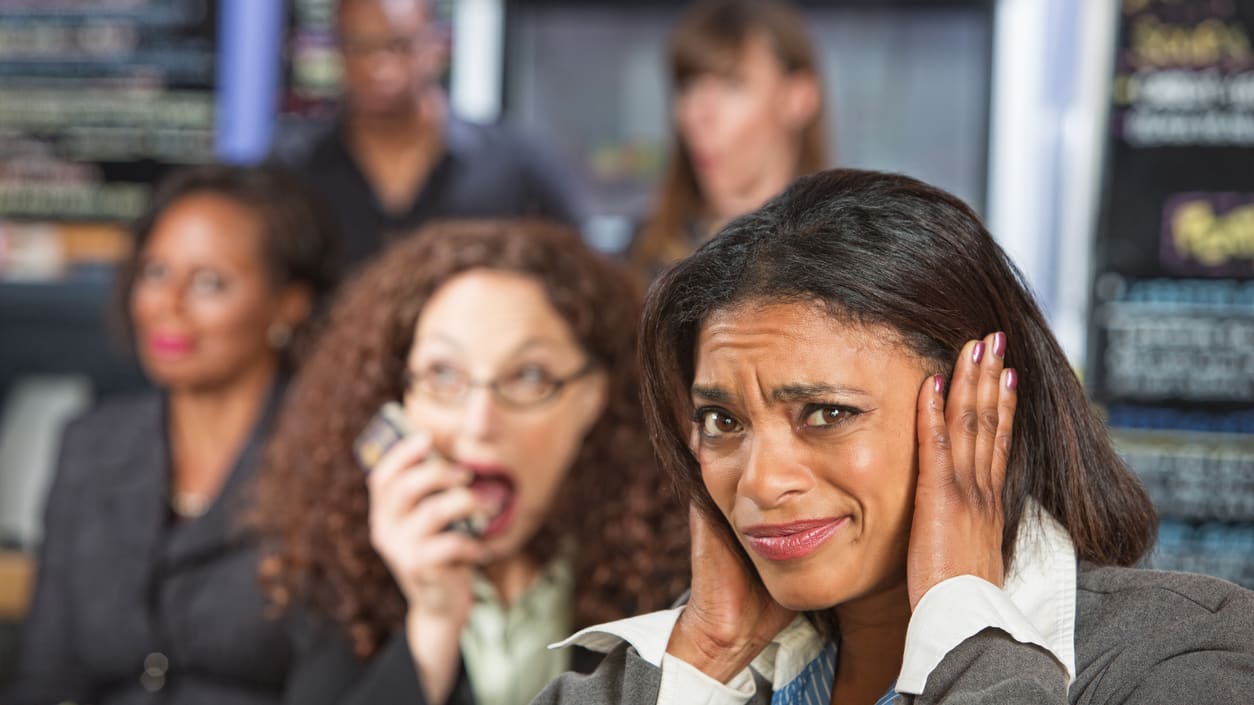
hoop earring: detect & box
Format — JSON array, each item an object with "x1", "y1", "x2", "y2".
[{"x1": 267, "y1": 322, "x2": 293, "y2": 350}]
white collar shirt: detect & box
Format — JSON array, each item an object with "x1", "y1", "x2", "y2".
[{"x1": 553, "y1": 502, "x2": 1077, "y2": 703}]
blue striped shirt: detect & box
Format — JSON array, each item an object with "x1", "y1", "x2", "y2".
[{"x1": 769, "y1": 643, "x2": 899, "y2": 705}]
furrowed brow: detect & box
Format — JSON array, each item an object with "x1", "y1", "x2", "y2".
[
  {"x1": 771, "y1": 383, "x2": 866, "y2": 403},
  {"x1": 691, "y1": 385, "x2": 731, "y2": 403}
]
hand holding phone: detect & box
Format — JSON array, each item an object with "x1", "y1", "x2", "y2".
[
  {"x1": 361, "y1": 404, "x2": 485, "y2": 606},
  {"x1": 358, "y1": 403, "x2": 481, "y2": 705},
  {"x1": 354, "y1": 402, "x2": 486, "y2": 536}
]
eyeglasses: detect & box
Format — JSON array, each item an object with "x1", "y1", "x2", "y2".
[
  {"x1": 339, "y1": 35, "x2": 416, "y2": 59},
  {"x1": 402, "y1": 360, "x2": 597, "y2": 409},
  {"x1": 338, "y1": 25, "x2": 446, "y2": 60}
]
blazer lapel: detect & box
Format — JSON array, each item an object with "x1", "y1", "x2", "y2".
[
  {"x1": 84, "y1": 394, "x2": 167, "y2": 651},
  {"x1": 99, "y1": 394, "x2": 169, "y2": 561},
  {"x1": 569, "y1": 645, "x2": 604, "y2": 675},
  {"x1": 163, "y1": 380, "x2": 285, "y2": 568}
]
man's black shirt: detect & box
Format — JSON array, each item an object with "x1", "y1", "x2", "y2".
[{"x1": 286, "y1": 116, "x2": 584, "y2": 269}]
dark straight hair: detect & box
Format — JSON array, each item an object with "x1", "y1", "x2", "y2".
[{"x1": 640, "y1": 168, "x2": 1157, "y2": 572}]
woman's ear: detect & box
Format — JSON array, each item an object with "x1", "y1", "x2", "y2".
[
  {"x1": 782, "y1": 71, "x2": 821, "y2": 130},
  {"x1": 276, "y1": 284, "x2": 314, "y2": 330}
]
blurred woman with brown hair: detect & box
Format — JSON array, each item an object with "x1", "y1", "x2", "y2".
[
  {"x1": 254, "y1": 220, "x2": 689, "y2": 704},
  {"x1": 630, "y1": 0, "x2": 828, "y2": 279}
]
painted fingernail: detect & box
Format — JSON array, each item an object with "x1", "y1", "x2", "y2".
[
  {"x1": 1004, "y1": 368, "x2": 1018, "y2": 390},
  {"x1": 992, "y1": 332, "x2": 1007, "y2": 359},
  {"x1": 933, "y1": 374, "x2": 945, "y2": 394},
  {"x1": 971, "y1": 341, "x2": 985, "y2": 364}
]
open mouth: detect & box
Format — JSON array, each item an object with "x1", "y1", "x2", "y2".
[{"x1": 466, "y1": 469, "x2": 516, "y2": 539}]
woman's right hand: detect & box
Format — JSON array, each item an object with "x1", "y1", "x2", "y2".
[
  {"x1": 366, "y1": 431, "x2": 485, "y2": 703},
  {"x1": 666, "y1": 505, "x2": 796, "y2": 682}
]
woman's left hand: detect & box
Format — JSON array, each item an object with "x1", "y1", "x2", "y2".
[{"x1": 907, "y1": 331, "x2": 1018, "y2": 610}]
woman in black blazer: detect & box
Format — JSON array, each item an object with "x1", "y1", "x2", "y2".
[{"x1": 4, "y1": 165, "x2": 340, "y2": 705}]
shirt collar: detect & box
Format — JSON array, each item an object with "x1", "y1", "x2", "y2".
[
  {"x1": 553, "y1": 500, "x2": 1077, "y2": 689},
  {"x1": 1000, "y1": 502, "x2": 1077, "y2": 680},
  {"x1": 327, "y1": 109, "x2": 476, "y2": 165}
]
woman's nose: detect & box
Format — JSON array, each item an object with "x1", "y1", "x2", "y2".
[
  {"x1": 737, "y1": 427, "x2": 814, "y2": 510},
  {"x1": 691, "y1": 94, "x2": 720, "y2": 131},
  {"x1": 679, "y1": 86, "x2": 719, "y2": 133},
  {"x1": 457, "y1": 384, "x2": 501, "y2": 441}
]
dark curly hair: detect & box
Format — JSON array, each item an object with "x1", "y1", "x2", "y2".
[{"x1": 254, "y1": 219, "x2": 690, "y2": 658}]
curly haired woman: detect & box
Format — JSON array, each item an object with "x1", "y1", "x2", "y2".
[{"x1": 253, "y1": 220, "x2": 690, "y2": 704}]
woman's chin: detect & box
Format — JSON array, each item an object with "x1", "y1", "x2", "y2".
[
  {"x1": 479, "y1": 515, "x2": 540, "y2": 566},
  {"x1": 764, "y1": 581, "x2": 843, "y2": 612}
]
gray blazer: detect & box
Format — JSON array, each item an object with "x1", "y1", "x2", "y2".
[
  {"x1": 3, "y1": 389, "x2": 316, "y2": 705},
  {"x1": 532, "y1": 563, "x2": 1254, "y2": 704}
]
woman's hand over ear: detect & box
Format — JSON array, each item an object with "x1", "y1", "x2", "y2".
[
  {"x1": 666, "y1": 505, "x2": 796, "y2": 682},
  {"x1": 908, "y1": 332, "x2": 1018, "y2": 610}
]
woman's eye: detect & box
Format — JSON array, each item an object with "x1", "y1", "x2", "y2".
[
  {"x1": 428, "y1": 362, "x2": 463, "y2": 385},
  {"x1": 699, "y1": 409, "x2": 742, "y2": 437},
  {"x1": 501, "y1": 366, "x2": 558, "y2": 403},
  {"x1": 137, "y1": 261, "x2": 166, "y2": 283},
  {"x1": 190, "y1": 269, "x2": 228, "y2": 294},
  {"x1": 513, "y1": 365, "x2": 552, "y2": 386},
  {"x1": 803, "y1": 405, "x2": 850, "y2": 427}
]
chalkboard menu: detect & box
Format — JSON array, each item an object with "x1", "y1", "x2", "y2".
[
  {"x1": 0, "y1": 0, "x2": 217, "y2": 227},
  {"x1": 0, "y1": 1, "x2": 215, "y2": 409},
  {"x1": 1089, "y1": 0, "x2": 1254, "y2": 587},
  {"x1": 283, "y1": 0, "x2": 339, "y2": 121}
]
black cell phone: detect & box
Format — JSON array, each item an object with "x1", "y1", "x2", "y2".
[{"x1": 353, "y1": 401, "x2": 484, "y2": 537}]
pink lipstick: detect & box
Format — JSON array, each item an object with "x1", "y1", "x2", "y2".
[
  {"x1": 147, "y1": 334, "x2": 194, "y2": 357},
  {"x1": 741, "y1": 517, "x2": 849, "y2": 561}
]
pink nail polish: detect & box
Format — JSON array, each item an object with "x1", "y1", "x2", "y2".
[
  {"x1": 933, "y1": 374, "x2": 945, "y2": 394},
  {"x1": 992, "y1": 332, "x2": 1007, "y2": 358},
  {"x1": 1005, "y1": 368, "x2": 1018, "y2": 390},
  {"x1": 972, "y1": 341, "x2": 985, "y2": 364}
]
